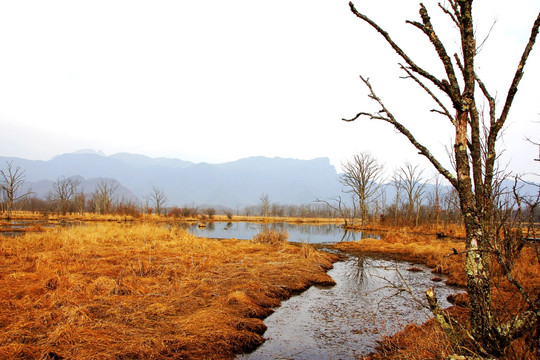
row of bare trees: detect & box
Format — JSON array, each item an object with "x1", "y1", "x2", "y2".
[
  {"x1": 0, "y1": 161, "x2": 172, "y2": 218},
  {"x1": 318, "y1": 151, "x2": 463, "y2": 227}
]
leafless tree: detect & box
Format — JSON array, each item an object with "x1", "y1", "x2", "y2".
[
  {"x1": 50, "y1": 176, "x2": 82, "y2": 215},
  {"x1": 92, "y1": 180, "x2": 119, "y2": 215},
  {"x1": 344, "y1": 0, "x2": 540, "y2": 356},
  {"x1": 316, "y1": 195, "x2": 358, "y2": 227},
  {"x1": 390, "y1": 168, "x2": 403, "y2": 226},
  {"x1": 340, "y1": 152, "x2": 385, "y2": 226},
  {"x1": 147, "y1": 186, "x2": 167, "y2": 216},
  {"x1": 427, "y1": 172, "x2": 445, "y2": 226},
  {"x1": 73, "y1": 192, "x2": 86, "y2": 215},
  {"x1": 0, "y1": 161, "x2": 33, "y2": 219},
  {"x1": 259, "y1": 193, "x2": 270, "y2": 217},
  {"x1": 397, "y1": 162, "x2": 426, "y2": 226}
]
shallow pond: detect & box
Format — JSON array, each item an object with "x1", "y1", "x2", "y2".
[
  {"x1": 237, "y1": 255, "x2": 457, "y2": 359},
  {"x1": 187, "y1": 222, "x2": 379, "y2": 244}
]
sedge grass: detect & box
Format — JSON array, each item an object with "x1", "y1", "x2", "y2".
[{"x1": 0, "y1": 222, "x2": 337, "y2": 359}]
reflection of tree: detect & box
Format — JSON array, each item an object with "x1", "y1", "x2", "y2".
[
  {"x1": 339, "y1": 229, "x2": 380, "y2": 242},
  {"x1": 344, "y1": 256, "x2": 370, "y2": 287},
  {"x1": 340, "y1": 230, "x2": 356, "y2": 242}
]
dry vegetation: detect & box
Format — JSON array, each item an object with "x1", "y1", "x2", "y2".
[
  {"x1": 336, "y1": 228, "x2": 467, "y2": 286},
  {"x1": 0, "y1": 222, "x2": 337, "y2": 359},
  {"x1": 336, "y1": 229, "x2": 540, "y2": 359},
  {"x1": 2, "y1": 211, "x2": 344, "y2": 225}
]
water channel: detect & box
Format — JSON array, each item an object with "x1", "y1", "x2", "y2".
[{"x1": 186, "y1": 222, "x2": 458, "y2": 359}]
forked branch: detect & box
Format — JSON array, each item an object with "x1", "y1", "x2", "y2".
[
  {"x1": 399, "y1": 64, "x2": 455, "y2": 126},
  {"x1": 348, "y1": 2, "x2": 452, "y2": 100},
  {"x1": 343, "y1": 76, "x2": 457, "y2": 187}
]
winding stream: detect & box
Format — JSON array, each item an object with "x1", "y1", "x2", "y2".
[
  {"x1": 186, "y1": 222, "x2": 457, "y2": 360},
  {"x1": 237, "y1": 255, "x2": 456, "y2": 359}
]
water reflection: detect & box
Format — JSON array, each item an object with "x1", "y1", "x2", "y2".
[
  {"x1": 187, "y1": 222, "x2": 380, "y2": 244},
  {"x1": 237, "y1": 255, "x2": 457, "y2": 360},
  {"x1": 0, "y1": 220, "x2": 62, "y2": 237}
]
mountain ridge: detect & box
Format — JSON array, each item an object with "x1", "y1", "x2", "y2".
[{"x1": 0, "y1": 151, "x2": 343, "y2": 207}]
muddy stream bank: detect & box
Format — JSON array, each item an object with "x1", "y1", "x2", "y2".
[{"x1": 238, "y1": 253, "x2": 457, "y2": 359}]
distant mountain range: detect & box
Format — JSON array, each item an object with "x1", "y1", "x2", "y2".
[
  {"x1": 0, "y1": 151, "x2": 343, "y2": 208},
  {"x1": 2, "y1": 150, "x2": 537, "y2": 209}
]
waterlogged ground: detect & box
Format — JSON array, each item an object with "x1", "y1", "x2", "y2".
[
  {"x1": 188, "y1": 221, "x2": 380, "y2": 243},
  {"x1": 237, "y1": 255, "x2": 457, "y2": 360}
]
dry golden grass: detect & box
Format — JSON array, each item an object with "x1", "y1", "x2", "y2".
[
  {"x1": 3, "y1": 210, "x2": 140, "y2": 222},
  {"x1": 0, "y1": 222, "x2": 337, "y2": 359},
  {"x1": 345, "y1": 222, "x2": 466, "y2": 239},
  {"x1": 4, "y1": 211, "x2": 344, "y2": 226}
]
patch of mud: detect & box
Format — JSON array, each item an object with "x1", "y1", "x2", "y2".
[{"x1": 237, "y1": 256, "x2": 457, "y2": 360}]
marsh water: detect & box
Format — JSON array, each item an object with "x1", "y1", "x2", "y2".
[
  {"x1": 186, "y1": 222, "x2": 457, "y2": 360},
  {"x1": 187, "y1": 221, "x2": 379, "y2": 243},
  {"x1": 238, "y1": 256, "x2": 456, "y2": 359}
]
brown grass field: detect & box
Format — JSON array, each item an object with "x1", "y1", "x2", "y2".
[{"x1": 0, "y1": 222, "x2": 337, "y2": 359}]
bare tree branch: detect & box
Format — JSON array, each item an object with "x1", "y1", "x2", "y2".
[
  {"x1": 344, "y1": 76, "x2": 457, "y2": 188},
  {"x1": 348, "y1": 2, "x2": 453, "y2": 101},
  {"x1": 406, "y1": 4, "x2": 461, "y2": 102},
  {"x1": 399, "y1": 64, "x2": 455, "y2": 125}
]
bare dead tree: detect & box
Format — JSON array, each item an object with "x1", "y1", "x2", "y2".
[
  {"x1": 147, "y1": 186, "x2": 167, "y2": 216},
  {"x1": 427, "y1": 172, "x2": 444, "y2": 226},
  {"x1": 316, "y1": 195, "x2": 357, "y2": 227},
  {"x1": 344, "y1": 0, "x2": 540, "y2": 356},
  {"x1": 92, "y1": 180, "x2": 119, "y2": 215},
  {"x1": 259, "y1": 193, "x2": 270, "y2": 217},
  {"x1": 397, "y1": 162, "x2": 426, "y2": 227},
  {"x1": 50, "y1": 176, "x2": 82, "y2": 215},
  {"x1": 340, "y1": 152, "x2": 385, "y2": 226},
  {"x1": 390, "y1": 168, "x2": 403, "y2": 226},
  {"x1": 0, "y1": 161, "x2": 33, "y2": 219}
]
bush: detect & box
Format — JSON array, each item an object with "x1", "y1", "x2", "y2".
[
  {"x1": 204, "y1": 208, "x2": 216, "y2": 220},
  {"x1": 169, "y1": 206, "x2": 183, "y2": 218},
  {"x1": 252, "y1": 229, "x2": 289, "y2": 245}
]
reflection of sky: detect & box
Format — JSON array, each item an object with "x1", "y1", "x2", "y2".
[
  {"x1": 186, "y1": 222, "x2": 380, "y2": 244},
  {"x1": 239, "y1": 257, "x2": 459, "y2": 360}
]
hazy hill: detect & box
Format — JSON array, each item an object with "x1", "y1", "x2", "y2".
[{"x1": 0, "y1": 152, "x2": 343, "y2": 207}]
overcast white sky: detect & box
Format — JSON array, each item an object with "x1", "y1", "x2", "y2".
[{"x1": 0, "y1": 0, "x2": 538, "y2": 178}]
